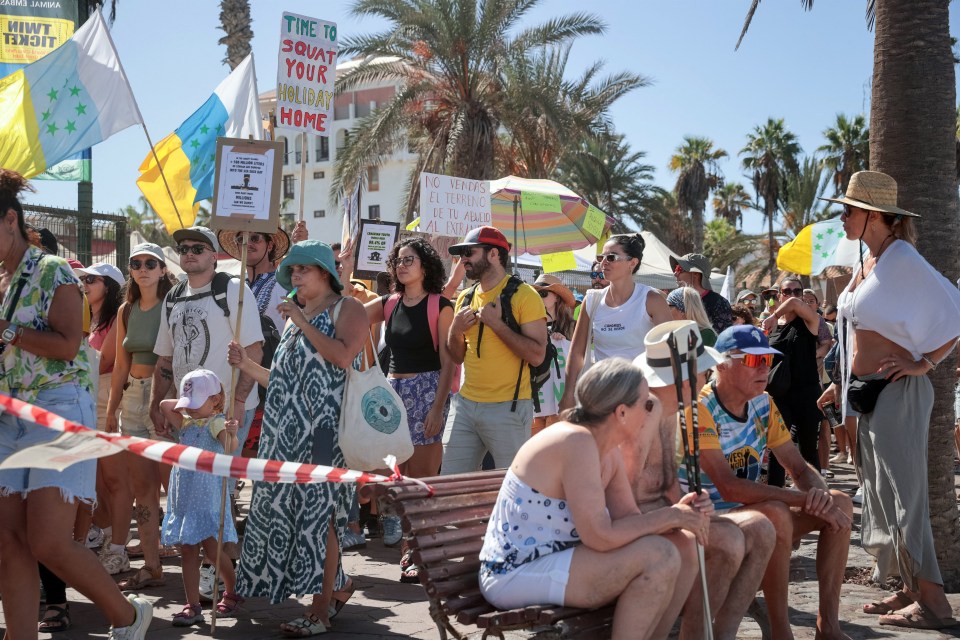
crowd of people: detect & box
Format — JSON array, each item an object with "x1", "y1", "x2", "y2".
[{"x1": 0, "y1": 168, "x2": 959, "y2": 639}]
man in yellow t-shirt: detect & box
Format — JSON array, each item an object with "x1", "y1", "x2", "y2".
[{"x1": 444, "y1": 227, "x2": 547, "y2": 474}]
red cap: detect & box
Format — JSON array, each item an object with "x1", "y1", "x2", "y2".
[
  {"x1": 67, "y1": 259, "x2": 84, "y2": 270},
  {"x1": 448, "y1": 226, "x2": 511, "y2": 256}
]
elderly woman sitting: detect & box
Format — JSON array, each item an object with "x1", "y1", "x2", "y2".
[{"x1": 479, "y1": 358, "x2": 711, "y2": 640}]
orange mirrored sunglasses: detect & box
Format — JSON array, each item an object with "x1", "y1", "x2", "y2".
[{"x1": 728, "y1": 353, "x2": 774, "y2": 368}]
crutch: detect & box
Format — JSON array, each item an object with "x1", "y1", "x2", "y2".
[{"x1": 666, "y1": 332, "x2": 713, "y2": 640}]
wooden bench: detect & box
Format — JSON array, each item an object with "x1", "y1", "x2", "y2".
[{"x1": 362, "y1": 469, "x2": 615, "y2": 639}]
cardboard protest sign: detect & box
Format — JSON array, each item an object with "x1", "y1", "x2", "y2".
[
  {"x1": 210, "y1": 137, "x2": 283, "y2": 234},
  {"x1": 276, "y1": 12, "x2": 337, "y2": 134},
  {"x1": 355, "y1": 219, "x2": 400, "y2": 279},
  {"x1": 419, "y1": 172, "x2": 491, "y2": 237}
]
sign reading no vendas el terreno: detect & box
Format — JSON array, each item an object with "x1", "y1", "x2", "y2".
[
  {"x1": 276, "y1": 12, "x2": 337, "y2": 135},
  {"x1": 419, "y1": 172, "x2": 491, "y2": 238}
]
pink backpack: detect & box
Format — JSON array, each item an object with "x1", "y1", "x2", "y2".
[{"x1": 382, "y1": 293, "x2": 461, "y2": 393}]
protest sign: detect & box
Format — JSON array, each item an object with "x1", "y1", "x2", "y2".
[
  {"x1": 210, "y1": 137, "x2": 283, "y2": 234},
  {"x1": 540, "y1": 250, "x2": 576, "y2": 273},
  {"x1": 419, "y1": 172, "x2": 491, "y2": 238},
  {"x1": 534, "y1": 337, "x2": 569, "y2": 417},
  {"x1": 276, "y1": 12, "x2": 337, "y2": 134},
  {"x1": 583, "y1": 204, "x2": 606, "y2": 238},
  {"x1": 355, "y1": 219, "x2": 400, "y2": 279},
  {"x1": 520, "y1": 190, "x2": 562, "y2": 214}
]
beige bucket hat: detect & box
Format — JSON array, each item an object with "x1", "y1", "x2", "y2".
[{"x1": 819, "y1": 171, "x2": 920, "y2": 218}]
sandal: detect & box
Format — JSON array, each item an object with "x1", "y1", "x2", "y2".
[
  {"x1": 280, "y1": 613, "x2": 327, "y2": 637},
  {"x1": 328, "y1": 578, "x2": 355, "y2": 620},
  {"x1": 863, "y1": 591, "x2": 914, "y2": 614},
  {"x1": 118, "y1": 565, "x2": 165, "y2": 591},
  {"x1": 38, "y1": 604, "x2": 70, "y2": 633},
  {"x1": 879, "y1": 602, "x2": 958, "y2": 629},
  {"x1": 126, "y1": 543, "x2": 144, "y2": 558},
  {"x1": 172, "y1": 603, "x2": 204, "y2": 627},
  {"x1": 216, "y1": 591, "x2": 245, "y2": 617},
  {"x1": 159, "y1": 544, "x2": 181, "y2": 558},
  {"x1": 399, "y1": 550, "x2": 420, "y2": 584}
]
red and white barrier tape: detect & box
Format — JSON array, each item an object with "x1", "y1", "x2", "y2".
[{"x1": 0, "y1": 393, "x2": 396, "y2": 485}]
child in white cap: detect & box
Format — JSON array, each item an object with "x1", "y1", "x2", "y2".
[{"x1": 158, "y1": 369, "x2": 242, "y2": 626}]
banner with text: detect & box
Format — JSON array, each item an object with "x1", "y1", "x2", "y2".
[
  {"x1": 419, "y1": 172, "x2": 491, "y2": 238},
  {"x1": 276, "y1": 12, "x2": 337, "y2": 134}
]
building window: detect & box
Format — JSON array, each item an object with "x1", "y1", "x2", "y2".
[
  {"x1": 366, "y1": 166, "x2": 379, "y2": 192},
  {"x1": 368, "y1": 205, "x2": 380, "y2": 220},
  {"x1": 283, "y1": 175, "x2": 295, "y2": 200},
  {"x1": 314, "y1": 210, "x2": 326, "y2": 218},
  {"x1": 280, "y1": 137, "x2": 289, "y2": 165},
  {"x1": 294, "y1": 135, "x2": 303, "y2": 164},
  {"x1": 316, "y1": 136, "x2": 329, "y2": 161},
  {"x1": 313, "y1": 171, "x2": 325, "y2": 179}
]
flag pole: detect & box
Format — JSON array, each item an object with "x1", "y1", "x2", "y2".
[
  {"x1": 297, "y1": 132, "x2": 307, "y2": 221},
  {"x1": 139, "y1": 123, "x2": 185, "y2": 230}
]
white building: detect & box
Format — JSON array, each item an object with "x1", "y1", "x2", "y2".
[{"x1": 259, "y1": 56, "x2": 417, "y2": 244}]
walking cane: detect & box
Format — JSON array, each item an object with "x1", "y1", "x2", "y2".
[
  {"x1": 666, "y1": 332, "x2": 714, "y2": 640},
  {"x1": 210, "y1": 230, "x2": 249, "y2": 634}
]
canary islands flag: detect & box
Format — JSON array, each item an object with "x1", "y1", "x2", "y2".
[
  {"x1": 776, "y1": 216, "x2": 866, "y2": 276},
  {"x1": 137, "y1": 54, "x2": 261, "y2": 232},
  {"x1": 0, "y1": 9, "x2": 142, "y2": 179}
]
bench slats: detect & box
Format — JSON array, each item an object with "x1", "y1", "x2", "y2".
[
  {"x1": 403, "y1": 504, "x2": 492, "y2": 531},
  {"x1": 455, "y1": 602, "x2": 498, "y2": 625},
  {"x1": 420, "y1": 557, "x2": 481, "y2": 581},
  {"x1": 408, "y1": 523, "x2": 488, "y2": 550},
  {"x1": 397, "y1": 490, "x2": 501, "y2": 517},
  {"x1": 416, "y1": 540, "x2": 489, "y2": 566},
  {"x1": 426, "y1": 573, "x2": 481, "y2": 599}
]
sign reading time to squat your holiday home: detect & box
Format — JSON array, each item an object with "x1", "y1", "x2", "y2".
[{"x1": 276, "y1": 11, "x2": 338, "y2": 135}]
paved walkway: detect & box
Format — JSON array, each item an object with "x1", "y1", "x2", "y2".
[{"x1": 6, "y1": 462, "x2": 960, "y2": 639}]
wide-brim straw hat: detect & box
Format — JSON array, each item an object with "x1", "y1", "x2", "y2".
[
  {"x1": 217, "y1": 228, "x2": 291, "y2": 262},
  {"x1": 819, "y1": 170, "x2": 920, "y2": 218},
  {"x1": 531, "y1": 274, "x2": 576, "y2": 309},
  {"x1": 633, "y1": 320, "x2": 723, "y2": 388}
]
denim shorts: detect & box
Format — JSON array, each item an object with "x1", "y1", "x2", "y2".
[
  {"x1": 0, "y1": 384, "x2": 96, "y2": 503},
  {"x1": 120, "y1": 376, "x2": 157, "y2": 439}
]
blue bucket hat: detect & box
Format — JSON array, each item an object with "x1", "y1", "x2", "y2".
[{"x1": 276, "y1": 240, "x2": 343, "y2": 293}]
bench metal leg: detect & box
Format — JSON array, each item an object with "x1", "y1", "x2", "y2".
[
  {"x1": 481, "y1": 629, "x2": 505, "y2": 640},
  {"x1": 429, "y1": 600, "x2": 466, "y2": 640}
]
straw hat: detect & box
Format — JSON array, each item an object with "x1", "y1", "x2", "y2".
[
  {"x1": 633, "y1": 320, "x2": 723, "y2": 388},
  {"x1": 531, "y1": 274, "x2": 576, "y2": 309},
  {"x1": 217, "y1": 228, "x2": 291, "y2": 262},
  {"x1": 819, "y1": 171, "x2": 920, "y2": 218}
]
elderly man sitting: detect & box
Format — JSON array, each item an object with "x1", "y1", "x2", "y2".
[
  {"x1": 685, "y1": 325, "x2": 853, "y2": 640},
  {"x1": 622, "y1": 321, "x2": 775, "y2": 640}
]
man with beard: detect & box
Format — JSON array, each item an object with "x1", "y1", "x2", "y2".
[{"x1": 443, "y1": 226, "x2": 547, "y2": 473}]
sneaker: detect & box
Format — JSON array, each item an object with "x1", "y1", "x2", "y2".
[
  {"x1": 109, "y1": 594, "x2": 153, "y2": 640},
  {"x1": 852, "y1": 487, "x2": 863, "y2": 505},
  {"x1": 829, "y1": 452, "x2": 847, "y2": 464},
  {"x1": 198, "y1": 564, "x2": 224, "y2": 603},
  {"x1": 847, "y1": 453, "x2": 854, "y2": 465},
  {"x1": 85, "y1": 525, "x2": 105, "y2": 549},
  {"x1": 342, "y1": 529, "x2": 367, "y2": 551},
  {"x1": 99, "y1": 547, "x2": 131, "y2": 576},
  {"x1": 381, "y1": 515, "x2": 403, "y2": 547}
]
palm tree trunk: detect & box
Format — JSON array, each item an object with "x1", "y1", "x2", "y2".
[
  {"x1": 692, "y1": 205, "x2": 704, "y2": 252},
  {"x1": 766, "y1": 200, "x2": 775, "y2": 285},
  {"x1": 871, "y1": 0, "x2": 960, "y2": 588}
]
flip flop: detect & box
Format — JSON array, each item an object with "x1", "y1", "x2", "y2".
[
  {"x1": 879, "y1": 603, "x2": 958, "y2": 630},
  {"x1": 863, "y1": 591, "x2": 913, "y2": 614}
]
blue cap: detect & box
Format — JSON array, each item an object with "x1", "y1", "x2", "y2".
[
  {"x1": 276, "y1": 240, "x2": 343, "y2": 293},
  {"x1": 714, "y1": 325, "x2": 782, "y2": 356}
]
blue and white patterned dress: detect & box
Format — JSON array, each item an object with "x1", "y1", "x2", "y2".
[
  {"x1": 160, "y1": 415, "x2": 238, "y2": 546},
  {"x1": 236, "y1": 302, "x2": 354, "y2": 603}
]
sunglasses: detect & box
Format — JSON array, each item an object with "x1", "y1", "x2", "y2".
[
  {"x1": 129, "y1": 258, "x2": 160, "y2": 271},
  {"x1": 728, "y1": 353, "x2": 775, "y2": 368},
  {"x1": 780, "y1": 287, "x2": 803, "y2": 297},
  {"x1": 589, "y1": 271, "x2": 603, "y2": 279},
  {"x1": 243, "y1": 233, "x2": 268, "y2": 244},
  {"x1": 841, "y1": 204, "x2": 856, "y2": 218},
  {"x1": 389, "y1": 255, "x2": 418, "y2": 268},
  {"x1": 538, "y1": 290, "x2": 553, "y2": 298},
  {"x1": 596, "y1": 253, "x2": 629, "y2": 264},
  {"x1": 461, "y1": 246, "x2": 489, "y2": 259},
  {"x1": 79, "y1": 275, "x2": 102, "y2": 285},
  {"x1": 175, "y1": 244, "x2": 211, "y2": 256}
]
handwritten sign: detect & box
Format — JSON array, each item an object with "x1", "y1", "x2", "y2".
[
  {"x1": 540, "y1": 250, "x2": 576, "y2": 273},
  {"x1": 419, "y1": 172, "x2": 491, "y2": 238},
  {"x1": 520, "y1": 190, "x2": 562, "y2": 214},
  {"x1": 583, "y1": 205, "x2": 606, "y2": 239},
  {"x1": 276, "y1": 12, "x2": 337, "y2": 134}
]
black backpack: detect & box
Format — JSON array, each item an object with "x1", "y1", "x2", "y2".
[
  {"x1": 165, "y1": 272, "x2": 281, "y2": 385},
  {"x1": 459, "y1": 275, "x2": 558, "y2": 413}
]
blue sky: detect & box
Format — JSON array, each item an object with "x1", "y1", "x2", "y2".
[{"x1": 22, "y1": 1, "x2": 959, "y2": 236}]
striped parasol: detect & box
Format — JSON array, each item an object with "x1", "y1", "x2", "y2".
[{"x1": 489, "y1": 176, "x2": 609, "y2": 259}]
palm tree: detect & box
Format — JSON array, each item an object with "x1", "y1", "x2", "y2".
[
  {"x1": 633, "y1": 190, "x2": 692, "y2": 254},
  {"x1": 555, "y1": 133, "x2": 663, "y2": 221},
  {"x1": 711, "y1": 182, "x2": 752, "y2": 229},
  {"x1": 121, "y1": 196, "x2": 173, "y2": 247},
  {"x1": 818, "y1": 113, "x2": 869, "y2": 195},
  {"x1": 782, "y1": 155, "x2": 831, "y2": 237},
  {"x1": 333, "y1": 0, "x2": 604, "y2": 221},
  {"x1": 218, "y1": 0, "x2": 253, "y2": 70},
  {"x1": 668, "y1": 136, "x2": 727, "y2": 252},
  {"x1": 739, "y1": 118, "x2": 801, "y2": 284}
]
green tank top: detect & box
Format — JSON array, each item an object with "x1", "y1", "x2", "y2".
[{"x1": 122, "y1": 300, "x2": 162, "y2": 366}]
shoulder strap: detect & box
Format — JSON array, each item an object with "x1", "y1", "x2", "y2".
[
  {"x1": 164, "y1": 279, "x2": 188, "y2": 323},
  {"x1": 3, "y1": 253, "x2": 43, "y2": 322},
  {"x1": 457, "y1": 283, "x2": 479, "y2": 311},
  {"x1": 210, "y1": 272, "x2": 233, "y2": 318},
  {"x1": 427, "y1": 293, "x2": 440, "y2": 352},
  {"x1": 382, "y1": 293, "x2": 402, "y2": 326},
  {"x1": 499, "y1": 275, "x2": 523, "y2": 332}
]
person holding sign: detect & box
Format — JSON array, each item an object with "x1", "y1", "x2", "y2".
[{"x1": 561, "y1": 233, "x2": 672, "y2": 411}]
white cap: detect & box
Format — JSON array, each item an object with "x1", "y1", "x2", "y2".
[
  {"x1": 174, "y1": 369, "x2": 223, "y2": 410},
  {"x1": 76, "y1": 262, "x2": 125, "y2": 286}
]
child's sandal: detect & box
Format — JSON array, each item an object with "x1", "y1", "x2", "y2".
[
  {"x1": 172, "y1": 603, "x2": 203, "y2": 627},
  {"x1": 216, "y1": 592, "x2": 245, "y2": 617}
]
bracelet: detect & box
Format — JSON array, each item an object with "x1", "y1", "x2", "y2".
[{"x1": 921, "y1": 355, "x2": 938, "y2": 371}]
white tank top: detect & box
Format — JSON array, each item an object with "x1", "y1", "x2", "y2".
[{"x1": 587, "y1": 283, "x2": 655, "y2": 362}]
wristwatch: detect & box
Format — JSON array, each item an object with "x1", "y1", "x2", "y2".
[{"x1": 0, "y1": 325, "x2": 16, "y2": 345}]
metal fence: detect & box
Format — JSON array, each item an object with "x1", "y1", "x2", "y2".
[{"x1": 21, "y1": 204, "x2": 129, "y2": 270}]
